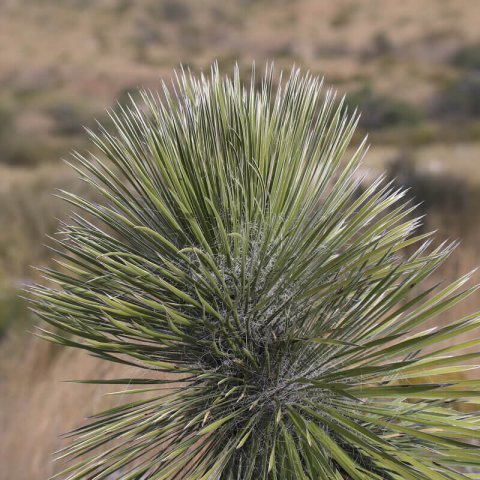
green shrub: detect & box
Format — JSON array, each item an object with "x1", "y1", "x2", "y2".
[
  {"x1": 148, "y1": 0, "x2": 191, "y2": 22},
  {"x1": 362, "y1": 31, "x2": 393, "y2": 60},
  {"x1": 347, "y1": 86, "x2": 424, "y2": 129},
  {"x1": 0, "y1": 137, "x2": 43, "y2": 166},
  {"x1": 387, "y1": 152, "x2": 468, "y2": 218},
  {"x1": 30, "y1": 65, "x2": 480, "y2": 479},
  {"x1": 0, "y1": 289, "x2": 31, "y2": 339},
  {"x1": 451, "y1": 43, "x2": 480, "y2": 70},
  {"x1": 330, "y1": 3, "x2": 358, "y2": 28},
  {"x1": 44, "y1": 101, "x2": 88, "y2": 136},
  {"x1": 114, "y1": 85, "x2": 143, "y2": 106},
  {"x1": 0, "y1": 105, "x2": 13, "y2": 137},
  {"x1": 409, "y1": 122, "x2": 439, "y2": 145},
  {"x1": 434, "y1": 72, "x2": 480, "y2": 120}
]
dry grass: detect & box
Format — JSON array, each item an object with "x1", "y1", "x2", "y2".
[
  {"x1": 0, "y1": 162, "x2": 101, "y2": 281},
  {"x1": 0, "y1": 334, "x2": 128, "y2": 478},
  {"x1": 0, "y1": 0, "x2": 478, "y2": 91},
  {"x1": 0, "y1": 327, "x2": 174, "y2": 479},
  {"x1": 0, "y1": 0, "x2": 479, "y2": 152}
]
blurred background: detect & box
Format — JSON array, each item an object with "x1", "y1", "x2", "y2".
[{"x1": 1, "y1": 0, "x2": 480, "y2": 477}]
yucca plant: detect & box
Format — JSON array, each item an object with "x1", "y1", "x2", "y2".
[{"x1": 30, "y1": 64, "x2": 480, "y2": 479}]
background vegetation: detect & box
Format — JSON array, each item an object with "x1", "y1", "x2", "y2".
[{"x1": 1, "y1": 0, "x2": 480, "y2": 477}]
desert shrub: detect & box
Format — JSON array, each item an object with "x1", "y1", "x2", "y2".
[
  {"x1": 148, "y1": 0, "x2": 190, "y2": 22},
  {"x1": 114, "y1": 85, "x2": 143, "y2": 106},
  {"x1": 362, "y1": 31, "x2": 393, "y2": 60},
  {"x1": 269, "y1": 42, "x2": 295, "y2": 59},
  {"x1": 0, "y1": 137, "x2": 44, "y2": 166},
  {"x1": 451, "y1": 43, "x2": 480, "y2": 70},
  {"x1": 372, "y1": 31, "x2": 393, "y2": 54},
  {"x1": 0, "y1": 289, "x2": 30, "y2": 340},
  {"x1": 408, "y1": 122, "x2": 439, "y2": 145},
  {"x1": 433, "y1": 72, "x2": 480, "y2": 120},
  {"x1": 330, "y1": 3, "x2": 358, "y2": 28},
  {"x1": 348, "y1": 86, "x2": 424, "y2": 129},
  {"x1": 44, "y1": 101, "x2": 88, "y2": 136},
  {"x1": 114, "y1": 0, "x2": 133, "y2": 15},
  {"x1": 164, "y1": 0, "x2": 190, "y2": 21},
  {"x1": 0, "y1": 164, "x2": 99, "y2": 278},
  {"x1": 30, "y1": 65, "x2": 480, "y2": 479},
  {"x1": 0, "y1": 106, "x2": 19, "y2": 164},
  {"x1": 0, "y1": 105, "x2": 13, "y2": 137},
  {"x1": 387, "y1": 152, "x2": 469, "y2": 218},
  {"x1": 131, "y1": 18, "x2": 162, "y2": 55}
]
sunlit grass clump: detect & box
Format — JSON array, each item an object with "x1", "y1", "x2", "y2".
[{"x1": 31, "y1": 64, "x2": 480, "y2": 479}]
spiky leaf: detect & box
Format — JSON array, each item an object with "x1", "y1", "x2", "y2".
[{"x1": 30, "y1": 64, "x2": 480, "y2": 479}]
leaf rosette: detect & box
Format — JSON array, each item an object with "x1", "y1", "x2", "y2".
[{"x1": 31, "y1": 64, "x2": 480, "y2": 479}]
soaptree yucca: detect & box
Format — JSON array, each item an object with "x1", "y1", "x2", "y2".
[{"x1": 31, "y1": 64, "x2": 480, "y2": 479}]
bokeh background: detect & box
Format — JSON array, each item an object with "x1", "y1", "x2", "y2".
[{"x1": 1, "y1": 0, "x2": 480, "y2": 477}]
